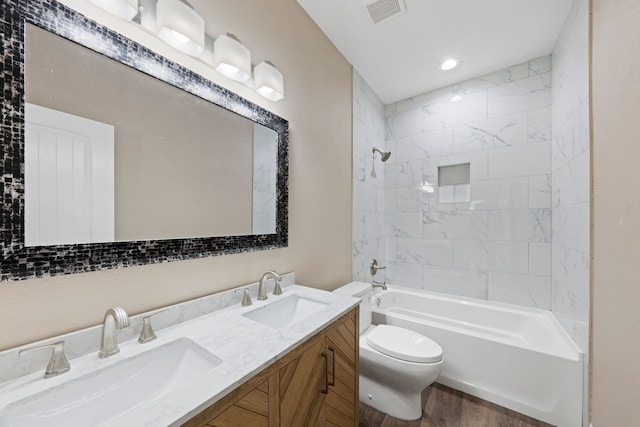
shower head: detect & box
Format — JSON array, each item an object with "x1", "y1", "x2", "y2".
[{"x1": 372, "y1": 147, "x2": 391, "y2": 162}]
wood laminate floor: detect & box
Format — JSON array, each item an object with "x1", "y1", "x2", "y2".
[{"x1": 359, "y1": 383, "x2": 554, "y2": 427}]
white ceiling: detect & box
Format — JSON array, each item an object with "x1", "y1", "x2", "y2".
[{"x1": 296, "y1": 0, "x2": 574, "y2": 104}]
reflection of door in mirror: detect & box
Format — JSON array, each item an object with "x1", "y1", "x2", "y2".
[
  {"x1": 24, "y1": 103, "x2": 115, "y2": 246},
  {"x1": 24, "y1": 23, "x2": 278, "y2": 244}
]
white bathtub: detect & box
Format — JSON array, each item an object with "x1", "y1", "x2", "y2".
[{"x1": 369, "y1": 285, "x2": 583, "y2": 427}]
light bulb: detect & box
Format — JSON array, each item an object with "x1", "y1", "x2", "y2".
[
  {"x1": 171, "y1": 30, "x2": 190, "y2": 44},
  {"x1": 212, "y1": 34, "x2": 251, "y2": 82},
  {"x1": 254, "y1": 61, "x2": 284, "y2": 101}
]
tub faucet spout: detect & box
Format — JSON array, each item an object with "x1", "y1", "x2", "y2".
[{"x1": 372, "y1": 280, "x2": 387, "y2": 291}]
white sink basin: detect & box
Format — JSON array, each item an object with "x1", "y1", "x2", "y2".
[
  {"x1": 0, "y1": 338, "x2": 221, "y2": 427},
  {"x1": 243, "y1": 294, "x2": 330, "y2": 329}
]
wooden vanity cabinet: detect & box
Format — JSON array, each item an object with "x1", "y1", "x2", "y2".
[
  {"x1": 183, "y1": 307, "x2": 358, "y2": 427},
  {"x1": 278, "y1": 338, "x2": 327, "y2": 426},
  {"x1": 324, "y1": 317, "x2": 358, "y2": 426}
]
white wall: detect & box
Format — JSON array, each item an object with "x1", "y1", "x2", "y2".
[
  {"x1": 352, "y1": 70, "x2": 386, "y2": 282},
  {"x1": 551, "y1": 0, "x2": 590, "y2": 355},
  {"x1": 551, "y1": 2, "x2": 591, "y2": 424},
  {"x1": 551, "y1": 4, "x2": 591, "y2": 423},
  {"x1": 379, "y1": 58, "x2": 553, "y2": 308}
]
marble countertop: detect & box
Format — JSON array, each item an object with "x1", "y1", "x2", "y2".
[{"x1": 0, "y1": 279, "x2": 360, "y2": 426}]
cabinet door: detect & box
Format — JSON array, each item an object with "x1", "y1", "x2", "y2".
[
  {"x1": 279, "y1": 338, "x2": 326, "y2": 427},
  {"x1": 325, "y1": 312, "x2": 358, "y2": 427},
  {"x1": 182, "y1": 375, "x2": 276, "y2": 427},
  {"x1": 207, "y1": 379, "x2": 270, "y2": 426}
]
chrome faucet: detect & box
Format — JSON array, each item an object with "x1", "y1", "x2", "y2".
[
  {"x1": 372, "y1": 280, "x2": 388, "y2": 291},
  {"x1": 257, "y1": 270, "x2": 283, "y2": 301},
  {"x1": 98, "y1": 306, "x2": 130, "y2": 358}
]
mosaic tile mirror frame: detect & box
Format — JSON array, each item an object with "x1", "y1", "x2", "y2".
[{"x1": 0, "y1": 0, "x2": 289, "y2": 281}]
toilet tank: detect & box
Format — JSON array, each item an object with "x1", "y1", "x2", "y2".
[{"x1": 333, "y1": 281, "x2": 373, "y2": 334}]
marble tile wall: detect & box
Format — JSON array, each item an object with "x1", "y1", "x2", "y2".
[
  {"x1": 353, "y1": 70, "x2": 386, "y2": 282},
  {"x1": 382, "y1": 57, "x2": 553, "y2": 309},
  {"x1": 551, "y1": 0, "x2": 590, "y2": 354}
]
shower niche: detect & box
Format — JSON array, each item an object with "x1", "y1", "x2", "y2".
[{"x1": 438, "y1": 163, "x2": 471, "y2": 203}]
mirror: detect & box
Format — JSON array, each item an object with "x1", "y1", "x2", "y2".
[
  {"x1": 0, "y1": 0, "x2": 288, "y2": 281},
  {"x1": 24, "y1": 24, "x2": 277, "y2": 245}
]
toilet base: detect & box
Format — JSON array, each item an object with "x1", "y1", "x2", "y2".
[
  {"x1": 359, "y1": 375, "x2": 424, "y2": 421},
  {"x1": 357, "y1": 326, "x2": 443, "y2": 421}
]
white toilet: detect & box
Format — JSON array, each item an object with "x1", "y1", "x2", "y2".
[{"x1": 334, "y1": 282, "x2": 443, "y2": 421}]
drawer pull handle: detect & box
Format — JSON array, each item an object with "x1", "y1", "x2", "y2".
[
  {"x1": 321, "y1": 352, "x2": 329, "y2": 394},
  {"x1": 328, "y1": 347, "x2": 335, "y2": 387}
]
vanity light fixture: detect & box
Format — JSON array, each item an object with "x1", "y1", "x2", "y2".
[
  {"x1": 440, "y1": 58, "x2": 458, "y2": 71},
  {"x1": 212, "y1": 33, "x2": 252, "y2": 83},
  {"x1": 254, "y1": 61, "x2": 284, "y2": 102},
  {"x1": 101, "y1": 0, "x2": 285, "y2": 100},
  {"x1": 155, "y1": 0, "x2": 205, "y2": 57},
  {"x1": 89, "y1": 0, "x2": 139, "y2": 20}
]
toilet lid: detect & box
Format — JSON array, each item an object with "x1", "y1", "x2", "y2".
[{"x1": 366, "y1": 325, "x2": 442, "y2": 363}]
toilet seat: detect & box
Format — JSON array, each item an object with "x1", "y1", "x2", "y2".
[{"x1": 366, "y1": 325, "x2": 442, "y2": 363}]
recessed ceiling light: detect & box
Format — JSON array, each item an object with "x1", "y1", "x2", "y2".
[
  {"x1": 441, "y1": 59, "x2": 458, "y2": 71},
  {"x1": 451, "y1": 95, "x2": 463, "y2": 102}
]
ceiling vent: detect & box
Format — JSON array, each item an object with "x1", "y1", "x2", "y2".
[{"x1": 363, "y1": 0, "x2": 406, "y2": 24}]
